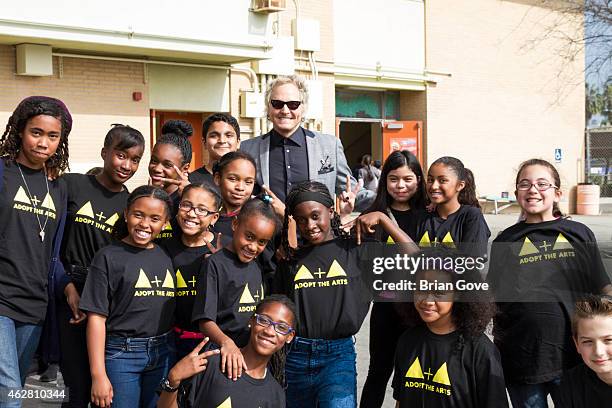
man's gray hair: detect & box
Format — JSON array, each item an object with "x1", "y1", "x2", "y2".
[{"x1": 264, "y1": 75, "x2": 309, "y2": 117}]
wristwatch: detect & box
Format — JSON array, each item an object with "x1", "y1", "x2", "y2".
[{"x1": 160, "y1": 377, "x2": 180, "y2": 393}]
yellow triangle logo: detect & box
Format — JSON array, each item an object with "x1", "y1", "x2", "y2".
[
  {"x1": 442, "y1": 232, "x2": 455, "y2": 248},
  {"x1": 419, "y1": 231, "x2": 431, "y2": 247},
  {"x1": 135, "y1": 269, "x2": 151, "y2": 288},
  {"x1": 13, "y1": 186, "x2": 32, "y2": 204},
  {"x1": 163, "y1": 222, "x2": 172, "y2": 231},
  {"x1": 216, "y1": 397, "x2": 232, "y2": 408},
  {"x1": 405, "y1": 357, "x2": 424, "y2": 379},
  {"x1": 432, "y1": 362, "x2": 451, "y2": 385},
  {"x1": 105, "y1": 213, "x2": 119, "y2": 226},
  {"x1": 40, "y1": 193, "x2": 56, "y2": 211},
  {"x1": 239, "y1": 284, "x2": 256, "y2": 304},
  {"x1": 294, "y1": 265, "x2": 314, "y2": 281},
  {"x1": 326, "y1": 260, "x2": 347, "y2": 278},
  {"x1": 386, "y1": 235, "x2": 395, "y2": 244},
  {"x1": 552, "y1": 233, "x2": 573, "y2": 251},
  {"x1": 176, "y1": 270, "x2": 188, "y2": 288},
  {"x1": 162, "y1": 269, "x2": 174, "y2": 288},
  {"x1": 76, "y1": 201, "x2": 95, "y2": 218},
  {"x1": 518, "y1": 237, "x2": 539, "y2": 256}
]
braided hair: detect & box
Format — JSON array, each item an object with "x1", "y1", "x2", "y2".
[
  {"x1": 254, "y1": 295, "x2": 297, "y2": 388},
  {"x1": 281, "y1": 180, "x2": 348, "y2": 257},
  {"x1": 0, "y1": 96, "x2": 72, "y2": 173}
]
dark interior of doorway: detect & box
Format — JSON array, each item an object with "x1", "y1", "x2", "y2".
[{"x1": 339, "y1": 121, "x2": 375, "y2": 175}]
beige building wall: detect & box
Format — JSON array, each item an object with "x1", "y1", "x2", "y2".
[
  {"x1": 0, "y1": 45, "x2": 151, "y2": 190},
  {"x1": 425, "y1": 0, "x2": 584, "y2": 211}
]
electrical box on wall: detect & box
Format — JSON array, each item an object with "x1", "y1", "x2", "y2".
[
  {"x1": 291, "y1": 18, "x2": 320, "y2": 52},
  {"x1": 251, "y1": 0, "x2": 286, "y2": 13},
  {"x1": 304, "y1": 79, "x2": 323, "y2": 120},
  {"x1": 240, "y1": 91, "x2": 265, "y2": 118},
  {"x1": 16, "y1": 44, "x2": 53, "y2": 76},
  {"x1": 252, "y1": 37, "x2": 295, "y2": 75}
]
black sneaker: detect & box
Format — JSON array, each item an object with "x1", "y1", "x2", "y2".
[{"x1": 39, "y1": 363, "x2": 59, "y2": 383}]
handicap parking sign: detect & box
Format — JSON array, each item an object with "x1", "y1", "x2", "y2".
[{"x1": 554, "y1": 148, "x2": 562, "y2": 163}]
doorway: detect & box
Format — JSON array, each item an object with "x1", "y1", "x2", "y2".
[
  {"x1": 151, "y1": 111, "x2": 212, "y2": 171},
  {"x1": 338, "y1": 120, "x2": 383, "y2": 177}
]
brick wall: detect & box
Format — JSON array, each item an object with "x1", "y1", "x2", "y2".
[
  {"x1": 0, "y1": 45, "x2": 151, "y2": 189},
  {"x1": 425, "y1": 0, "x2": 584, "y2": 211}
]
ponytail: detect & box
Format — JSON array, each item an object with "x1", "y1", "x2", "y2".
[{"x1": 430, "y1": 156, "x2": 480, "y2": 209}]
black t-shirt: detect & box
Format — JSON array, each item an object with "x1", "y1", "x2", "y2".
[
  {"x1": 60, "y1": 173, "x2": 128, "y2": 285},
  {"x1": 192, "y1": 248, "x2": 264, "y2": 347},
  {"x1": 163, "y1": 237, "x2": 213, "y2": 332},
  {"x1": 412, "y1": 206, "x2": 490, "y2": 259},
  {"x1": 558, "y1": 363, "x2": 612, "y2": 408},
  {"x1": 212, "y1": 213, "x2": 235, "y2": 242},
  {"x1": 79, "y1": 241, "x2": 176, "y2": 337},
  {"x1": 392, "y1": 325, "x2": 508, "y2": 408},
  {"x1": 273, "y1": 238, "x2": 373, "y2": 339},
  {"x1": 0, "y1": 160, "x2": 67, "y2": 324},
  {"x1": 155, "y1": 190, "x2": 181, "y2": 245},
  {"x1": 188, "y1": 167, "x2": 214, "y2": 185},
  {"x1": 382, "y1": 208, "x2": 419, "y2": 243},
  {"x1": 177, "y1": 353, "x2": 285, "y2": 408},
  {"x1": 487, "y1": 218, "x2": 610, "y2": 384}
]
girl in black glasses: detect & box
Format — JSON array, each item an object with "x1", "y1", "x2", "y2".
[
  {"x1": 487, "y1": 159, "x2": 612, "y2": 408},
  {"x1": 163, "y1": 182, "x2": 221, "y2": 360},
  {"x1": 159, "y1": 295, "x2": 295, "y2": 408}
]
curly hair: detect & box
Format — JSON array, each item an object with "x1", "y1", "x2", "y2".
[
  {"x1": 281, "y1": 180, "x2": 348, "y2": 257},
  {"x1": 264, "y1": 75, "x2": 309, "y2": 118},
  {"x1": 0, "y1": 96, "x2": 72, "y2": 173},
  {"x1": 395, "y1": 248, "x2": 496, "y2": 341}
]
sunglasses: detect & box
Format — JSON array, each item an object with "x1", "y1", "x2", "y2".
[{"x1": 270, "y1": 99, "x2": 302, "y2": 110}]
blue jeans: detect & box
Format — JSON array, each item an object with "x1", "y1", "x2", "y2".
[
  {"x1": 0, "y1": 316, "x2": 43, "y2": 408},
  {"x1": 507, "y1": 378, "x2": 562, "y2": 408},
  {"x1": 104, "y1": 332, "x2": 175, "y2": 408},
  {"x1": 286, "y1": 336, "x2": 357, "y2": 408}
]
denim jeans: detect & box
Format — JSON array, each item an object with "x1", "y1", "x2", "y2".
[
  {"x1": 286, "y1": 336, "x2": 357, "y2": 408},
  {"x1": 507, "y1": 378, "x2": 562, "y2": 408},
  {"x1": 104, "y1": 331, "x2": 175, "y2": 408},
  {"x1": 0, "y1": 316, "x2": 43, "y2": 408}
]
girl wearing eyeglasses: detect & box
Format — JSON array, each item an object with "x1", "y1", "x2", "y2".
[
  {"x1": 192, "y1": 197, "x2": 280, "y2": 382},
  {"x1": 487, "y1": 159, "x2": 612, "y2": 408},
  {"x1": 162, "y1": 182, "x2": 221, "y2": 360},
  {"x1": 158, "y1": 295, "x2": 295, "y2": 408}
]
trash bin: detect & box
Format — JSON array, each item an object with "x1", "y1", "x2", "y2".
[{"x1": 576, "y1": 183, "x2": 600, "y2": 215}]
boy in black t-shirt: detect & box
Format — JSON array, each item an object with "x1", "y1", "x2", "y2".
[
  {"x1": 159, "y1": 295, "x2": 294, "y2": 408},
  {"x1": 0, "y1": 96, "x2": 71, "y2": 396},
  {"x1": 55, "y1": 124, "x2": 144, "y2": 407},
  {"x1": 189, "y1": 113, "x2": 241, "y2": 185},
  {"x1": 558, "y1": 295, "x2": 612, "y2": 407}
]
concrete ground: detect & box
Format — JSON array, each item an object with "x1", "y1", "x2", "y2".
[{"x1": 23, "y1": 213, "x2": 612, "y2": 407}]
